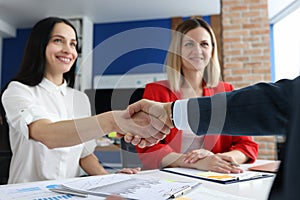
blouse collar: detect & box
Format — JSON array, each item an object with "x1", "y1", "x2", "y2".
[{"x1": 39, "y1": 78, "x2": 67, "y2": 96}]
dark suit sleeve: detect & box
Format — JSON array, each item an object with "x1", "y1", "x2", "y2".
[{"x1": 187, "y1": 78, "x2": 296, "y2": 136}]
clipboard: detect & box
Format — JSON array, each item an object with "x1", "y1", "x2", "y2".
[{"x1": 161, "y1": 167, "x2": 274, "y2": 184}]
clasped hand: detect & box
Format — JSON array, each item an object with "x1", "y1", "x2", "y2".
[{"x1": 115, "y1": 99, "x2": 173, "y2": 147}]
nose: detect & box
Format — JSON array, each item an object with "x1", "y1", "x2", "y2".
[
  {"x1": 194, "y1": 44, "x2": 203, "y2": 54},
  {"x1": 62, "y1": 43, "x2": 72, "y2": 54}
]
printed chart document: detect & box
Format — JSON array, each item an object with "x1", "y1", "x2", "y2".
[
  {"x1": 161, "y1": 167, "x2": 274, "y2": 184},
  {"x1": 54, "y1": 174, "x2": 200, "y2": 200},
  {"x1": 0, "y1": 180, "x2": 101, "y2": 200}
]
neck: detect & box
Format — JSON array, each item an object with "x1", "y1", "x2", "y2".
[
  {"x1": 182, "y1": 70, "x2": 203, "y2": 89},
  {"x1": 45, "y1": 74, "x2": 64, "y2": 86},
  {"x1": 181, "y1": 71, "x2": 204, "y2": 97}
]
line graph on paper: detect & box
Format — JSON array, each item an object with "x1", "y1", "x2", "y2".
[{"x1": 62, "y1": 174, "x2": 200, "y2": 200}]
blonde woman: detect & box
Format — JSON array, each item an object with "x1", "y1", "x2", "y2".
[{"x1": 136, "y1": 18, "x2": 258, "y2": 173}]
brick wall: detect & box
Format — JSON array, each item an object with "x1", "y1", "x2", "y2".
[{"x1": 221, "y1": 0, "x2": 276, "y2": 160}]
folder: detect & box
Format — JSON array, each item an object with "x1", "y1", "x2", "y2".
[{"x1": 161, "y1": 167, "x2": 274, "y2": 184}]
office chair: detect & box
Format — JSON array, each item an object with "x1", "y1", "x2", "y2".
[
  {"x1": 0, "y1": 115, "x2": 11, "y2": 184},
  {"x1": 85, "y1": 88, "x2": 145, "y2": 169}
]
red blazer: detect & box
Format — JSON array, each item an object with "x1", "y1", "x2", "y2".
[{"x1": 136, "y1": 80, "x2": 258, "y2": 169}]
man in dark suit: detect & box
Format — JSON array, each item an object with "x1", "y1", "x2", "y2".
[{"x1": 127, "y1": 76, "x2": 300, "y2": 199}]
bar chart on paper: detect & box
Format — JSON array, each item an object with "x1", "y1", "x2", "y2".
[
  {"x1": 34, "y1": 194, "x2": 74, "y2": 200},
  {"x1": 0, "y1": 183, "x2": 84, "y2": 200}
]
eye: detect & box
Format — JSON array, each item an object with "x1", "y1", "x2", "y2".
[
  {"x1": 184, "y1": 42, "x2": 195, "y2": 47},
  {"x1": 53, "y1": 38, "x2": 63, "y2": 43},
  {"x1": 70, "y1": 41, "x2": 77, "y2": 47},
  {"x1": 201, "y1": 42, "x2": 210, "y2": 47}
]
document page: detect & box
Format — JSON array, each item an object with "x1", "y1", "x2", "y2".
[{"x1": 60, "y1": 174, "x2": 200, "y2": 200}]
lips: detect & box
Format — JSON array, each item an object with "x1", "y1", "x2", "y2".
[{"x1": 189, "y1": 57, "x2": 204, "y2": 61}]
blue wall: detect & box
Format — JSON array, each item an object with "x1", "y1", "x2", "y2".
[
  {"x1": 1, "y1": 29, "x2": 31, "y2": 87},
  {"x1": 92, "y1": 18, "x2": 171, "y2": 76}
]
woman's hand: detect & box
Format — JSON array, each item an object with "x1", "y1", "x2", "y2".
[
  {"x1": 116, "y1": 167, "x2": 141, "y2": 174},
  {"x1": 105, "y1": 195, "x2": 125, "y2": 200},
  {"x1": 193, "y1": 154, "x2": 243, "y2": 174},
  {"x1": 184, "y1": 149, "x2": 214, "y2": 163}
]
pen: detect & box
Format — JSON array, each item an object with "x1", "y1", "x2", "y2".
[
  {"x1": 230, "y1": 162, "x2": 240, "y2": 167},
  {"x1": 170, "y1": 185, "x2": 192, "y2": 198},
  {"x1": 49, "y1": 188, "x2": 88, "y2": 198}
]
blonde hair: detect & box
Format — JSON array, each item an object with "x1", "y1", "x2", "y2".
[{"x1": 166, "y1": 18, "x2": 221, "y2": 92}]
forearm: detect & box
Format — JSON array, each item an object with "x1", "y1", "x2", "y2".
[
  {"x1": 161, "y1": 152, "x2": 195, "y2": 168},
  {"x1": 80, "y1": 154, "x2": 109, "y2": 175},
  {"x1": 174, "y1": 80, "x2": 292, "y2": 136},
  {"x1": 29, "y1": 112, "x2": 116, "y2": 149}
]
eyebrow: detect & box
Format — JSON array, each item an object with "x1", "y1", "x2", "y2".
[
  {"x1": 183, "y1": 39, "x2": 195, "y2": 42},
  {"x1": 183, "y1": 38, "x2": 209, "y2": 43},
  {"x1": 51, "y1": 34, "x2": 77, "y2": 42}
]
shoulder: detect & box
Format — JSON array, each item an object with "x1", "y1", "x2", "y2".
[
  {"x1": 144, "y1": 80, "x2": 179, "y2": 101},
  {"x1": 216, "y1": 81, "x2": 234, "y2": 92},
  {"x1": 6, "y1": 81, "x2": 31, "y2": 90},
  {"x1": 3, "y1": 81, "x2": 33, "y2": 98},
  {"x1": 145, "y1": 80, "x2": 170, "y2": 90},
  {"x1": 144, "y1": 80, "x2": 172, "y2": 96}
]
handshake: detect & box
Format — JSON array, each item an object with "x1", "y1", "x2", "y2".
[{"x1": 112, "y1": 99, "x2": 174, "y2": 148}]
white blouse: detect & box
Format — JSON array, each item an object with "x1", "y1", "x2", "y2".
[{"x1": 2, "y1": 78, "x2": 96, "y2": 184}]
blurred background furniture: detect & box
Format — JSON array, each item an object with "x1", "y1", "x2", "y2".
[
  {"x1": 0, "y1": 115, "x2": 11, "y2": 184},
  {"x1": 85, "y1": 88, "x2": 144, "y2": 169}
]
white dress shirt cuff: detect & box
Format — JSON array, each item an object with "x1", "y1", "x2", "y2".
[{"x1": 173, "y1": 99, "x2": 192, "y2": 131}]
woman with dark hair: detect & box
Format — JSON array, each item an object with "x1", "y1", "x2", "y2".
[
  {"x1": 13, "y1": 17, "x2": 77, "y2": 87},
  {"x1": 1, "y1": 17, "x2": 168, "y2": 184}
]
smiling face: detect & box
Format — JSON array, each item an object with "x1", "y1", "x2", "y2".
[
  {"x1": 45, "y1": 22, "x2": 78, "y2": 84},
  {"x1": 181, "y1": 27, "x2": 213, "y2": 74}
]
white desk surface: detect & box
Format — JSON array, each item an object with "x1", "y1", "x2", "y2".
[{"x1": 0, "y1": 160, "x2": 275, "y2": 200}]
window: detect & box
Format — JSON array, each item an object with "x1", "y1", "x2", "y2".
[{"x1": 272, "y1": 5, "x2": 300, "y2": 81}]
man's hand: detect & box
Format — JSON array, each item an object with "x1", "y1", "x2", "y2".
[
  {"x1": 120, "y1": 99, "x2": 174, "y2": 147},
  {"x1": 127, "y1": 99, "x2": 174, "y2": 128},
  {"x1": 112, "y1": 106, "x2": 170, "y2": 146}
]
